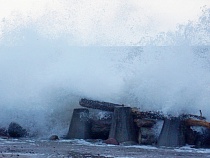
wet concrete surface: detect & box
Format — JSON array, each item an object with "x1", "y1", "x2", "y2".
[{"x1": 0, "y1": 138, "x2": 210, "y2": 158}]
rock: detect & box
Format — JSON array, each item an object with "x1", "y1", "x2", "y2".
[
  {"x1": 185, "y1": 126, "x2": 196, "y2": 145},
  {"x1": 91, "y1": 119, "x2": 111, "y2": 139},
  {"x1": 194, "y1": 128, "x2": 210, "y2": 148},
  {"x1": 104, "y1": 138, "x2": 119, "y2": 145},
  {"x1": 49, "y1": 135, "x2": 59, "y2": 140},
  {"x1": 8, "y1": 122, "x2": 27, "y2": 138},
  {"x1": 138, "y1": 127, "x2": 156, "y2": 145},
  {"x1": 135, "y1": 119, "x2": 156, "y2": 128},
  {"x1": 0, "y1": 128, "x2": 8, "y2": 137}
]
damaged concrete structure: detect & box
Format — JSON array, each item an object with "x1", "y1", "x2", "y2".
[{"x1": 67, "y1": 98, "x2": 210, "y2": 148}]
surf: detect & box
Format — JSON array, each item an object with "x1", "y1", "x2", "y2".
[{"x1": 0, "y1": 2, "x2": 209, "y2": 137}]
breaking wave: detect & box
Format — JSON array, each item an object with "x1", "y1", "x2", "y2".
[{"x1": 0, "y1": 3, "x2": 209, "y2": 137}]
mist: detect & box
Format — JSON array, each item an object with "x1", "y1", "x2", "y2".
[{"x1": 0, "y1": 1, "x2": 210, "y2": 137}]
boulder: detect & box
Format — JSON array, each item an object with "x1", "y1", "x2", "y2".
[
  {"x1": 194, "y1": 128, "x2": 210, "y2": 148},
  {"x1": 91, "y1": 119, "x2": 111, "y2": 139},
  {"x1": 185, "y1": 126, "x2": 197, "y2": 145},
  {"x1": 0, "y1": 127, "x2": 8, "y2": 137},
  {"x1": 139, "y1": 127, "x2": 156, "y2": 145},
  {"x1": 49, "y1": 135, "x2": 59, "y2": 140},
  {"x1": 8, "y1": 122, "x2": 27, "y2": 138},
  {"x1": 104, "y1": 138, "x2": 119, "y2": 145}
]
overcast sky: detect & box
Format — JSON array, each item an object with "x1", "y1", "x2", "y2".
[{"x1": 0, "y1": 0, "x2": 209, "y2": 45}]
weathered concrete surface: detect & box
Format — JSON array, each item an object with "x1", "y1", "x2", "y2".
[
  {"x1": 67, "y1": 108, "x2": 91, "y2": 139},
  {"x1": 0, "y1": 138, "x2": 210, "y2": 158},
  {"x1": 109, "y1": 107, "x2": 137, "y2": 143},
  {"x1": 157, "y1": 118, "x2": 186, "y2": 147}
]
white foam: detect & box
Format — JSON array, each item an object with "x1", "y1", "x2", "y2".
[
  {"x1": 175, "y1": 146, "x2": 210, "y2": 153},
  {"x1": 0, "y1": 1, "x2": 209, "y2": 138}
]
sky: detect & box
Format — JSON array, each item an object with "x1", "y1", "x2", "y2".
[{"x1": 0, "y1": 0, "x2": 209, "y2": 45}]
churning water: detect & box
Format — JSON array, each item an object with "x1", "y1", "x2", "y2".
[{"x1": 0, "y1": 2, "x2": 209, "y2": 137}]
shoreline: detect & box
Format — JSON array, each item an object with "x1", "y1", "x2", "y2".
[{"x1": 1, "y1": 138, "x2": 210, "y2": 158}]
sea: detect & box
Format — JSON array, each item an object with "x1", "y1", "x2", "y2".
[{"x1": 0, "y1": 3, "x2": 209, "y2": 140}]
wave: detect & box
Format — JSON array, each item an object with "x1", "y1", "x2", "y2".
[{"x1": 0, "y1": 3, "x2": 209, "y2": 137}]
